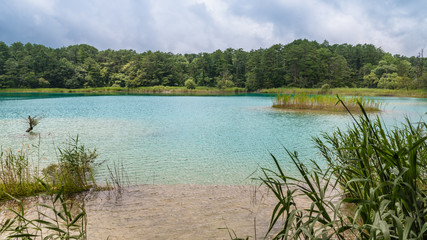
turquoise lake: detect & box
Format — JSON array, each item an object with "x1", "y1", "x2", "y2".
[{"x1": 0, "y1": 93, "x2": 426, "y2": 185}]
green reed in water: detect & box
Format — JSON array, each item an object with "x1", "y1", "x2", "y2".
[
  {"x1": 0, "y1": 136, "x2": 98, "y2": 200},
  {"x1": 261, "y1": 101, "x2": 426, "y2": 239},
  {"x1": 273, "y1": 93, "x2": 382, "y2": 112}
]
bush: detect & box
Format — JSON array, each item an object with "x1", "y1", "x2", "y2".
[{"x1": 184, "y1": 78, "x2": 196, "y2": 89}]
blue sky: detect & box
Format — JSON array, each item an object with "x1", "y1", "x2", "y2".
[{"x1": 1, "y1": 0, "x2": 426, "y2": 56}]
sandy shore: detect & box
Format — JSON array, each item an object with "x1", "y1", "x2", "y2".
[{"x1": 1, "y1": 183, "x2": 339, "y2": 239}]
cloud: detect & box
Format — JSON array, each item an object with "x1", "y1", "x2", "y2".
[
  {"x1": 0, "y1": 0, "x2": 425, "y2": 56},
  {"x1": 228, "y1": 0, "x2": 427, "y2": 56},
  {"x1": 148, "y1": 0, "x2": 278, "y2": 53}
]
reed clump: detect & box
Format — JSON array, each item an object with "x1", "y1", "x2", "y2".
[
  {"x1": 1, "y1": 136, "x2": 126, "y2": 239},
  {"x1": 273, "y1": 93, "x2": 382, "y2": 112},
  {"x1": 0, "y1": 136, "x2": 98, "y2": 201},
  {"x1": 261, "y1": 102, "x2": 426, "y2": 239},
  {"x1": 0, "y1": 148, "x2": 45, "y2": 199}
]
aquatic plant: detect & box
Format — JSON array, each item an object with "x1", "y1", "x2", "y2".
[
  {"x1": 272, "y1": 93, "x2": 382, "y2": 111},
  {"x1": 0, "y1": 148, "x2": 45, "y2": 199},
  {"x1": 0, "y1": 136, "x2": 98, "y2": 200},
  {"x1": 50, "y1": 136, "x2": 98, "y2": 193},
  {"x1": 0, "y1": 180, "x2": 87, "y2": 239},
  {"x1": 261, "y1": 102, "x2": 427, "y2": 239}
]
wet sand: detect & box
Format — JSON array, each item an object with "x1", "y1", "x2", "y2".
[{"x1": 1, "y1": 184, "x2": 339, "y2": 239}]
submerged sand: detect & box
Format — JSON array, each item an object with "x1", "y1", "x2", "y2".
[
  {"x1": 85, "y1": 184, "x2": 281, "y2": 239},
  {"x1": 1, "y1": 184, "x2": 338, "y2": 239}
]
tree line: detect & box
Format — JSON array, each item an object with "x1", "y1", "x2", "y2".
[{"x1": 0, "y1": 39, "x2": 425, "y2": 90}]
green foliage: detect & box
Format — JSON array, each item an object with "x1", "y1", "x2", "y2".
[
  {"x1": 217, "y1": 79, "x2": 234, "y2": 89},
  {"x1": 184, "y1": 78, "x2": 196, "y2": 89},
  {"x1": 261, "y1": 102, "x2": 427, "y2": 239},
  {"x1": 0, "y1": 40, "x2": 425, "y2": 91}
]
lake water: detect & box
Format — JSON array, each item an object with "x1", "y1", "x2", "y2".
[{"x1": 0, "y1": 93, "x2": 426, "y2": 185}]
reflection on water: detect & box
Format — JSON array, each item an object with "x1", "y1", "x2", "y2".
[{"x1": 0, "y1": 93, "x2": 425, "y2": 184}]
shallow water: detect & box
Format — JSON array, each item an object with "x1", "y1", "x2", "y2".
[
  {"x1": 0, "y1": 184, "x2": 291, "y2": 239},
  {"x1": 0, "y1": 93, "x2": 425, "y2": 184}
]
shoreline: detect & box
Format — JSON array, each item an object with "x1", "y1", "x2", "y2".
[{"x1": 0, "y1": 87, "x2": 426, "y2": 98}]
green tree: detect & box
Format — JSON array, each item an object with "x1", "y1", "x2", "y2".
[
  {"x1": 328, "y1": 55, "x2": 351, "y2": 87},
  {"x1": 363, "y1": 71, "x2": 379, "y2": 88},
  {"x1": 245, "y1": 49, "x2": 263, "y2": 91},
  {"x1": 0, "y1": 41, "x2": 10, "y2": 75},
  {"x1": 83, "y1": 57, "x2": 102, "y2": 87},
  {"x1": 261, "y1": 44, "x2": 285, "y2": 88},
  {"x1": 378, "y1": 72, "x2": 401, "y2": 89}
]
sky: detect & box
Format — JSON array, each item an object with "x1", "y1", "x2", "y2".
[{"x1": 0, "y1": 0, "x2": 426, "y2": 57}]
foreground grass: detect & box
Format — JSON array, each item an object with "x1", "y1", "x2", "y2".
[
  {"x1": 273, "y1": 94, "x2": 382, "y2": 112},
  {"x1": 0, "y1": 137, "x2": 97, "y2": 239},
  {"x1": 261, "y1": 87, "x2": 427, "y2": 98},
  {"x1": 260, "y1": 102, "x2": 426, "y2": 239},
  {"x1": 1, "y1": 181, "x2": 88, "y2": 239}
]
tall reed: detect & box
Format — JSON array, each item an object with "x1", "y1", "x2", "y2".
[
  {"x1": 1, "y1": 136, "x2": 98, "y2": 200},
  {"x1": 0, "y1": 148, "x2": 45, "y2": 200},
  {"x1": 261, "y1": 101, "x2": 426, "y2": 239},
  {"x1": 273, "y1": 93, "x2": 382, "y2": 112}
]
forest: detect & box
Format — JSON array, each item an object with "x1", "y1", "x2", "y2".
[{"x1": 0, "y1": 39, "x2": 425, "y2": 90}]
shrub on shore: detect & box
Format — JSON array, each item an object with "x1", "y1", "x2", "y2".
[{"x1": 184, "y1": 79, "x2": 197, "y2": 89}]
